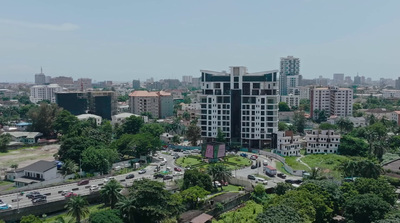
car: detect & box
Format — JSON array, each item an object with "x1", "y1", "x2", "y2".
[
  {"x1": 104, "y1": 177, "x2": 115, "y2": 183},
  {"x1": 125, "y1": 174, "x2": 135, "y2": 179},
  {"x1": 251, "y1": 165, "x2": 257, "y2": 169},
  {"x1": 256, "y1": 177, "x2": 268, "y2": 185},
  {"x1": 90, "y1": 185, "x2": 99, "y2": 191},
  {"x1": 277, "y1": 173, "x2": 287, "y2": 179},
  {"x1": 138, "y1": 169, "x2": 146, "y2": 174},
  {"x1": 173, "y1": 171, "x2": 183, "y2": 176},
  {"x1": 220, "y1": 180, "x2": 228, "y2": 186},
  {"x1": 166, "y1": 167, "x2": 171, "y2": 171},
  {"x1": 160, "y1": 161, "x2": 166, "y2": 166},
  {"x1": 0, "y1": 203, "x2": 12, "y2": 210},
  {"x1": 247, "y1": 175, "x2": 256, "y2": 180},
  {"x1": 154, "y1": 173, "x2": 164, "y2": 179},
  {"x1": 153, "y1": 153, "x2": 159, "y2": 157},
  {"x1": 240, "y1": 153, "x2": 248, "y2": 157},
  {"x1": 64, "y1": 192, "x2": 77, "y2": 198},
  {"x1": 61, "y1": 190, "x2": 71, "y2": 196},
  {"x1": 174, "y1": 167, "x2": 182, "y2": 172},
  {"x1": 183, "y1": 150, "x2": 190, "y2": 154},
  {"x1": 26, "y1": 191, "x2": 40, "y2": 199},
  {"x1": 163, "y1": 175, "x2": 173, "y2": 180},
  {"x1": 214, "y1": 181, "x2": 222, "y2": 187},
  {"x1": 263, "y1": 160, "x2": 268, "y2": 166},
  {"x1": 31, "y1": 194, "x2": 46, "y2": 200},
  {"x1": 32, "y1": 195, "x2": 47, "y2": 203},
  {"x1": 173, "y1": 155, "x2": 180, "y2": 159},
  {"x1": 77, "y1": 179, "x2": 90, "y2": 186},
  {"x1": 114, "y1": 166, "x2": 122, "y2": 171},
  {"x1": 250, "y1": 155, "x2": 258, "y2": 160}
]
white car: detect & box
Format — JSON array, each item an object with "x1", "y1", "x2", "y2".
[
  {"x1": 138, "y1": 169, "x2": 146, "y2": 174},
  {"x1": 104, "y1": 177, "x2": 115, "y2": 183},
  {"x1": 173, "y1": 172, "x2": 183, "y2": 176},
  {"x1": 90, "y1": 185, "x2": 99, "y2": 191},
  {"x1": 256, "y1": 177, "x2": 268, "y2": 185},
  {"x1": 214, "y1": 181, "x2": 222, "y2": 187},
  {"x1": 183, "y1": 150, "x2": 190, "y2": 154}
]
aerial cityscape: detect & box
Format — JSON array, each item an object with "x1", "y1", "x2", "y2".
[{"x1": 1, "y1": 1, "x2": 400, "y2": 223}]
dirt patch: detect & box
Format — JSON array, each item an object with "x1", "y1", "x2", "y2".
[{"x1": 0, "y1": 144, "x2": 60, "y2": 174}]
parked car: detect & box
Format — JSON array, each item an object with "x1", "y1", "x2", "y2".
[
  {"x1": 26, "y1": 191, "x2": 40, "y2": 199},
  {"x1": 90, "y1": 185, "x2": 99, "y2": 191},
  {"x1": 174, "y1": 167, "x2": 182, "y2": 172},
  {"x1": 214, "y1": 181, "x2": 222, "y2": 187},
  {"x1": 220, "y1": 180, "x2": 228, "y2": 186},
  {"x1": 240, "y1": 153, "x2": 248, "y2": 158},
  {"x1": 277, "y1": 173, "x2": 287, "y2": 179},
  {"x1": 255, "y1": 177, "x2": 268, "y2": 185},
  {"x1": 285, "y1": 179, "x2": 303, "y2": 184},
  {"x1": 173, "y1": 171, "x2": 183, "y2": 176},
  {"x1": 64, "y1": 192, "x2": 77, "y2": 198},
  {"x1": 138, "y1": 169, "x2": 146, "y2": 174},
  {"x1": 183, "y1": 150, "x2": 190, "y2": 154},
  {"x1": 154, "y1": 173, "x2": 164, "y2": 179},
  {"x1": 247, "y1": 175, "x2": 256, "y2": 180},
  {"x1": 163, "y1": 175, "x2": 173, "y2": 180},
  {"x1": 250, "y1": 155, "x2": 258, "y2": 160},
  {"x1": 263, "y1": 160, "x2": 268, "y2": 166},
  {"x1": 125, "y1": 174, "x2": 135, "y2": 179},
  {"x1": 0, "y1": 203, "x2": 12, "y2": 210},
  {"x1": 104, "y1": 177, "x2": 115, "y2": 183},
  {"x1": 77, "y1": 179, "x2": 90, "y2": 186},
  {"x1": 251, "y1": 164, "x2": 257, "y2": 169}
]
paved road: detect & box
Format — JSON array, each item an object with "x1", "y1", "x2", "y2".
[{"x1": 0, "y1": 152, "x2": 182, "y2": 211}]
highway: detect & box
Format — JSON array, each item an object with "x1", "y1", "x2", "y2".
[{"x1": 0, "y1": 150, "x2": 302, "y2": 211}]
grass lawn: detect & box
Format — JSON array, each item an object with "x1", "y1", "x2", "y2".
[
  {"x1": 223, "y1": 185, "x2": 241, "y2": 192},
  {"x1": 0, "y1": 181, "x2": 13, "y2": 186},
  {"x1": 275, "y1": 162, "x2": 292, "y2": 175},
  {"x1": 300, "y1": 149, "x2": 306, "y2": 156},
  {"x1": 43, "y1": 204, "x2": 106, "y2": 222},
  {"x1": 226, "y1": 156, "x2": 252, "y2": 166},
  {"x1": 302, "y1": 154, "x2": 350, "y2": 170},
  {"x1": 176, "y1": 156, "x2": 202, "y2": 168},
  {"x1": 285, "y1": 156, "x2": 309, "y2": 171}
]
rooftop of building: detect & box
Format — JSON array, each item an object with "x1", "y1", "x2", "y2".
[
  {"x1": 76, "y1": 114, "x2": 102, "y2": 119},
  {"x1": 21, "y1": 160, "x2": 56, "y2": 173},
  {"x1": 129, "y1": 90, "x2": 159, "y2": 97},
  {"x1": 1, "y1": 131, "x2": 42, "y2": 139}
]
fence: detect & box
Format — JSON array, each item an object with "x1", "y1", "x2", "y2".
[
  {"x1": 259, "y1": 150, "x2": 304, "y2": 177},
  {"x1": 167, "y1": 144, "x2": 201, "y2": 150},
  {"x1": 206, "y1": 192, "x2": 252, "y2": 217}
]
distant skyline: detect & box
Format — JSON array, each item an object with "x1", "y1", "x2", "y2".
[{"x1": 1, "y1": 0, "x2": 400, "y2": 82}]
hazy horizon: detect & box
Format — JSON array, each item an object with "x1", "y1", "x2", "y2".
[{"x1": 1, "y1": 0, "x2": 400, "y2": 82}]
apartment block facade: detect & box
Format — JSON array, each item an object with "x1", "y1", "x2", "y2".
[
  {"x1": 129, "y1": 90, "x2": 173, "y2": 119},
  {"x1": 199, "y1": 66, "x2": 279, "y2": 149},
  {"x1": 30, "y1": 84, "x2": 63, "y2": 104},
  {"x1": 279, "y1": 56, "x2": 300, "y2": 96},
  {"x1": 276, "y1": 131, "x2": 302, "y2": 156},
  {"x1": 310, "y1": 86, "x2": 353, "y2": 118},
  {"x1": 305, "y1": 129, "x2": 341, "y2": 154}
]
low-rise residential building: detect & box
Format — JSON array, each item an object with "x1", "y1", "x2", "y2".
[
  {"x1": 305, "y1": 129, "x2": 340, "y2": 154},
  {"x1": 15, "y1": 122, "x2": 32, "y2": 131},
  {"x1": 6, "y1": 160, "x2": 58, "y2": 187},
  {"x1": 160, "y1": 133, "x2": 175, "y2": 144},
  {"x1": 76, "y1": 114, "x2": 102, "y2": 126},
  {"x1": 328, "y1": 116, "x2": 367, "y2": 127},
  {"x1": 392, "y1": 111, "x2": 400, "y2": 126},
  {"x1": 280, "y1": 94, "x2": 300, "y2": 108},
  {"x1": 382, "y1": 90, "x2": 400, "y2": 99},
  {"x1": 276, "y1": 131, "x2": 302, "y2": 156},
  {"x1": 111, "y1": 113, "x2": 148, "y2": 125},
  {"x1": 2, "y1": 132, "x2": 43, "y2": 144}
]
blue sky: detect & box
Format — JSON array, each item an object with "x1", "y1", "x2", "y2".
[{"x1": 1, "y1": 0, "x2": 400, "y2": 82}]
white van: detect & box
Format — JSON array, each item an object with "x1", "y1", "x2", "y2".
[{"x1": 255, "y1": 177, "x2": 268, "y2": 185}]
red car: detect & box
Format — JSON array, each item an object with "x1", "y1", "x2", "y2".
[
  {"x1": 64, "y1": 192, "x2": 77, "y2": 198},
  {"x1": 174, "y1": 167, "x2": 182, "y2": 172},
  {"x1": 220, "y1": 180, "x2": 228, "y2": 186}
]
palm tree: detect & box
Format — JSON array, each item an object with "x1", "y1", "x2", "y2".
[
  {"x1": 207, "y1": 163, "x2": 232, "y2": 191},
  {"x1": 60, "y1": 159, "x2": 78, "y2": 178},
  {"x1": 53, "y1": 216, "x2": 72, "y2": 223},
  {"x1": 100, "y1": 179, "x2": 122, "y2": 209},
  {"x1": 308, "y1": 167, "x2": 321, "y2": 180},
  {"x1": 117, "y1": 196, "x2": 136, "y2": 223},
  {"x1": 359, "y1": 159, "x2": 382, "y2": 179},
  {"x1": 65, "y1": 196, "x2": 89, "y2": 223}
]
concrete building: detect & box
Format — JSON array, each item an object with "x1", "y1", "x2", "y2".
[
  {"x1": 310, "y1": 86, "x2": 353, "y2": 118},
  {"x1": 354, "y1": 75, "x2": 361, "y2": 85},
  {"x1": 199, "y1": 66, "x2": 279, "y2": 149},
  {"x1": 30, "y1": 84, "x2": 63, "y2": 103},
  {"x1": 276, "y1": 131, "x2": 302, "y2": 156},
  {"x1": 9, "y1": 160, "x2": 58, "y2": 187},
  {"x1": 305, "y1": 129, "x2": 340, "y2": 154},
  {"x1": 333, "y1": 73, "x2": 344, "y2": 85},
  {"x1": 0, "y1": 89, "x2": 18, "y2": 99},
  {"x1": 34, "y1": 68, "x2": 46, "y2": 85},
  {"x1": 382, "y1": 90, "x2": 400, "y2": 99},
  {"x1": 182, "y1": 76, "x2": 193, "y2": 84},
  {"x1": 129, "y1": 91, "x2": 173, "y2": 119},
  {"x1": 76, "y1": 114, "x2": 102, "y2": 126},
  {"x1": 328, "y1": 116, "x2": 367, "y2": 128},
  {"x1": 55, "y1": 92, "x2": 88, "y2": 115},
  {"x1": 132, "y1": 80, "x2": 140, "y2": 89},
  {"x1": 74, "y1": 78, "x2": 92, "y2": 91},
  {"x1": 298, "y1": 86, "x2": 310, "y2": 100},
  {"x1": 159, "y1": 91, "x2": 174, "y2": 118},
  {"x1": 111, "y1": 113, "x2": 147, "y2": 125},
  {"x1": 391, "y1": 111, "x2": 400, "y2": 126},
  {"x1": 279, "y1": 56, "x2": 300, "y2": 96},
  {"x1": 50, "y1": 76, "x2": 74, "y2": 86},
  {"x1": 280, "y1": 94, "x2": 300, "y2": 108},
  {"x1": 2, "y1": 132, "x2": 43, "y2": 144},
  {"x1": 345, "y1": 76, "x2": 352, "y2": 85}
]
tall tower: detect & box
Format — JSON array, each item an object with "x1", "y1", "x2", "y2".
[{"x1": 279, "y1": 56, "x2": 300, "y2": 96}]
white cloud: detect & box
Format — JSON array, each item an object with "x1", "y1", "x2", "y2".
[{"x1": 0, "y1": 18, "x2": 79, "y2": 31}]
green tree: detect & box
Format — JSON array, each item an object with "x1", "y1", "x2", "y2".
[
  {"x1": 214, "y1": 200, "x2": 263, "y2": 223},
  {"x1": 182, "y1": 169, "x2": 213, "y2": 191},
  {"x1": 116, "y1": 197, "x2": 136, "y2": 223},
  {"x1": 0, "y1": 133, "x2": 12, "y2": 152},
  {"x1": 10, "y1": 163, "x2": 18, "y2": 170},
  {"x1": 171, "y1": 135, "x2": 181, "y2": 144},
  {"x1": 128, "y1": 133, "x2": 161, "y2": 156},
  {"x1": 82, "y1": 147, "x2": 119, "y2": 173},
  {"x1": 299, "y1": 99, "x2": 310, "y2": 112},
  {"x1": 252, "y1": 184, "x2": 267, "y2": 203},
  {"x1": 186, "y1": 124, "x2": 201, "y2": 146},
  {"x1": 100, "y1": 179, "x2": 123, "y2": 209},
  {"x1": 58, "y1": 136, "x2": 101, "y2": 164},
  {"x1": 278, "y1": 122, "x2": 288, "y2": 131},
  {"x1": 27, "y1": 103, "x2": 60, "y2": 136},
  {"x1": 20, "y1": 214, "x2": 42, "y2": 223},
  {"x1": 65, "y1": 195, "x2": 90, "y2": 223},
  {"x1": 128, "y1": 179, "x2": 182, "y2": 223},
  {"x1": 140, "y1": 112, "x2": 153, "y2": 119},
  {"x1": 257, "y1": 205, "x2": 305, "y2": 223},
  {"x1": 120, "y1": 115, "x2": 144, "y2": 136},
  {"x1": 313, "y1": 109, "x2": 327, "y2": 123},
  {"x1": 60, "y1": 159, "x2": 78, "y2": 178},
  {"x1": 181, "y1": 111, "x2": 190, "y2": 121},
  {"x1": 336, "y1": 118, "x2": 354, "y2": 133},
  {"x1": 207, "y1": 163, "x2": 232, "y2": 191},
  {"x1": 338, "y1": 135, "x2": 369, "y2": 156},
  {"x1": 318, "y1": 123, "x2": 337, "y2": 130},
  {"x1": 180, "y1": 186, "x2": 210, "y2": 208},
  {"x1": 293, "y1": 111, "x2": 306, "y2": 133},
  {"x1": 117, "y1": 95, "x2": 129, "y2": 102},
  {"x1": 53, "y1": 110, "x2": 79, "y2": 135},
  {"x1": 275, "y1": 182, "x2": 295, "y2": 195},
  {"x1": 338, "y1": 159, "x2": 382, "y2": 179},
  {"x1": 89, "y1": 209, "x2": 123, "y2": 223},
  {"x1": 216, "y1": 128, "x2": 225, "y2": 143},
  {"x1": 278, "y1": 102, "x2": 290, "y2": 111},
  {"x1": 110, "y1": 134, "x2": 136, "y2": 157},
  {"x1": 353, "y1": 177, "x2": 397, "y2": 205},
  {"x1": 344, "y1": 194, "x2": 391, "y2": 223},
  {"x1": 139, "y1": 123, "x2": 165, "y2": 138}
]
